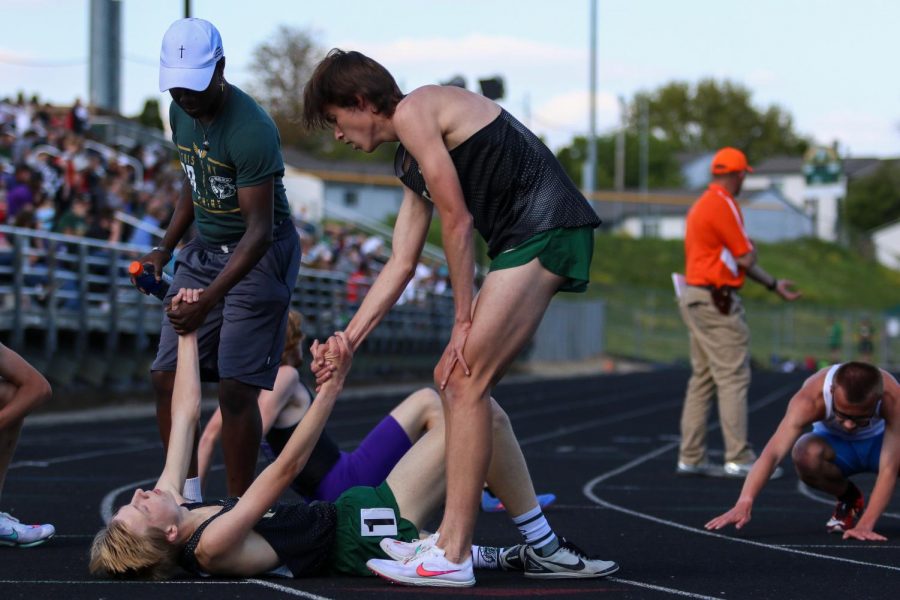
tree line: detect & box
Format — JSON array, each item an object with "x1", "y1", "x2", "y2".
[{"x1": 131, "y1": 26, "x2": 899, "y2": 238}]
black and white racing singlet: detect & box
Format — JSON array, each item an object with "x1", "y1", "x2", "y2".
[
  {"x1": 177, "y1": 498, "x2": 337, "y2": 578},
  {"x1": 395, "y1": 109, "x2": 600, "y2": 258}
]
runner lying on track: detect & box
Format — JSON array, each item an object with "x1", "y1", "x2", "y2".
[
  {"x1": 706, "y1": 361, "x2": 900, "y2": 540},
  {"x1": 89, "y1": 288, "x2": 617, "y2": 585},
  {"x1": 197, "y1": 311, "x2": 445, "y2": 502},
  {"x1": 197, "y1": 311, "x2": 557, "y2": 511}
]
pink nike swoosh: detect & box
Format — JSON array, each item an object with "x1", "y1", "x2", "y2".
[{"x1": 416, "y1": 564, "x2": 461, "y2": 577}]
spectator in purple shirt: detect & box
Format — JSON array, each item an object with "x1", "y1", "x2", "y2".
[{"x1": 6, "y1": 165, "x2": 39, "y2": 221}]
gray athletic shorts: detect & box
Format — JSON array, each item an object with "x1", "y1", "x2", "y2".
[{"x1": 151, "y1": 219, "x2": 301, "y2": 390}]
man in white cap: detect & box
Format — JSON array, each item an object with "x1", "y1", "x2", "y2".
[{"x1": 135, "y1": 18, "x2": 300, "y2": 498}]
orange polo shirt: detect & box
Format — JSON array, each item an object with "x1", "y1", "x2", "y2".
[{"x1": 684, "y1": 183, "x2": 753, "y2": 288}]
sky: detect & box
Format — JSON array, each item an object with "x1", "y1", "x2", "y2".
[{"x1": 2, "y1": 0, "x2": 899, "y2": 156}]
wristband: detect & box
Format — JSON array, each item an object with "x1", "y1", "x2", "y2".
[
  {"x1": 152, "y1": 246, "x2": 173, "y2": 256},
  {"x1": 767, "y1": 278, "x2": 778, "y2": 291}
]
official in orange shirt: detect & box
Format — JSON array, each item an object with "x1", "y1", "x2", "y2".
[{"x1": 677, "y1": 147, "x2": 801, "y2": 478}]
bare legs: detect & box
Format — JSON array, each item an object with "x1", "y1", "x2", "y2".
[
  {"x1": 389, "y1": 398, "x2": 538, "y2": 530},
  {"x1": 436, "y1": 259, "x2": 564, "y2": 563},
  {"x1": 0, "y1": 383, "x2": 22, "y2": 500},
  {"x1": 389, "y1": 388, "x2": 445, "y2": 442},
  {"x1": 792, "y1": 433, "x2": 851, "y2": 496}
]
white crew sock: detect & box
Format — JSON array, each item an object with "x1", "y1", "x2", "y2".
[
  {"x1": 512, "y1": 504, "x2": 558, "y2": 552},
  {"x1": 182, "y1": 476, "x2": 203, "y2": 503}
]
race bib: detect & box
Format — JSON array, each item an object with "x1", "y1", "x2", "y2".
[{"x1": 360, "y1": 507, "x2": 398, "y2": 537}]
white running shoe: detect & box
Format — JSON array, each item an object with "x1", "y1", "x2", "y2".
[
  {"x1": 368, "y1": 544, "x2": 475, "y2": 587},
  {"x1": 523, "y1": 538, "x2": 618, "y2": 579},
  {"x1": 379, "y1": 532, "x2": 439, "y2": 562},
  {"x1": 0, "y1": 511, "x2": 55, "y2": 548},
  {"x1": 723, "y1": 460, "x2": 784, "y2": 480}
]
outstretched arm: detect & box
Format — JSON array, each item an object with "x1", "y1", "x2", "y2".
[
  {"x1": 202, "y1": 334, "x2": 353, "y2": 555},
  {"x1": 312, "y1": 188, "x2": 431, "y2": 387},
  {"x1": 155, "y1": 289, "x2": 203, "y2": 499},
  {"x1": 706, "y1": 379, "x2": 819, "y2": 530},
  {"x1": 844, "y1": 371, "x2": 900, "y2": 541},
  {"x1": 197, "y1": 366, "x2": 308, "y2": 485},
  {"x1": 736, "y1": 251, "x2": 801, "y2": 301}
]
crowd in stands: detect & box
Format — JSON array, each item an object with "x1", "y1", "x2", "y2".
[
  {"x1": 0, "y1": 95, "x2": 452, "y2": 310},
  {"x1": 298, "y1": 221, "x2": 450, "y2": 305},
  {"x1": 0, "y1": 95, "x2": 181, "y2": 250}
]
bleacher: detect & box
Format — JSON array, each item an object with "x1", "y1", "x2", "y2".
[{"x1": 0, "y1": 224, "x2": 456, "y2": 389}]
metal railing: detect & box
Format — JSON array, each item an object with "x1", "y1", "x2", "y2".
[
  {"x1": 0, "y1": 225, "x2": 456, "y2": 384},
  {"x1": 600, "y1": 284, "x2": 900, "y2": 371},
  {"x1": 0, "y1": 225, "x2": 611, "y2": 388}
]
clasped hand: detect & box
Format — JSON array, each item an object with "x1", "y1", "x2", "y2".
[{"x1": 166, "y1": 287, "x2": 209, "y2": 334}]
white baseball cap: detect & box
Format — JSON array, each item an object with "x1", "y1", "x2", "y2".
[{"x1": 159, "y1": 18, "x2": 224, "y2": 92}]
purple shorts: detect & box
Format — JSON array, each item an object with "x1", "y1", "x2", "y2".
[{"x1": 312, "y1": 415, "x2": 413, "y2": 502}]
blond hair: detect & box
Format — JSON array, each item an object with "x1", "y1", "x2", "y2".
[
  {"x1": 89, "y1": 519, "x2": 178, "y2": 580},
  {"x1": 282, "y1": 310, "x2": 305, "y2": 368}
]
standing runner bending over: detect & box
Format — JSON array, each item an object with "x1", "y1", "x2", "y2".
[{"x1": 303, "y1": 49, "x2": 612, "y2": 587}]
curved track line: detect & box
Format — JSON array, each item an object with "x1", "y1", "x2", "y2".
[
  {"x1": 582, "y1": 484, "x2": 900, "y2": 572},
  {"x1": 100, "y1": 476, "x2": 157, "y2": 522},
  {"x1": 582, "y1": 382, "x2": 900, "y2": 574}
]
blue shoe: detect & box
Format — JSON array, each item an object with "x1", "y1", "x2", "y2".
[{"x1": 481, "y1": 490, "x2": 557, "y2": 513}]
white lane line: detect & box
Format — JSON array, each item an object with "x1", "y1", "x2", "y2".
[
  {"x1": 247, "y1": 578, "x2": 335, "y2": 599},
  {"x1": 609, "y1": 577, "x2": 720, "y2": 599},
  {"x1": 518, "y1": 401, "x2": 683, "y2": 446},
  {"x1": 583, "y1": 486, "x2": 900, "y2": 572},
  {"x1": 589, "y1": 442, "x2": 678, "y2": 484},
  {"x1": 797, "y1": 481, "x2": 900, "y2": 520},
  {"x1": 11, "y1": 443, "x2": 159, "y2": 469},
  {"x1": 582, "y1": 382, "x2": 900, "y2": 574},
  {"x1": 777, "y1": 544, "x2": 900, "y2": 549}
]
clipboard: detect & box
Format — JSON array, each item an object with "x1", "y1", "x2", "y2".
[{"x1": 671, "y1": 272, "x2": 687, "y2": 299}]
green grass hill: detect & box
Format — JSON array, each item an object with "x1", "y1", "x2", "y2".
[
  {"x1": 588, "y1": 234, "x2": 900, "y2": 365},
  {"x1": 590, "y1": 234, "x2": 900, "y2": 310}
]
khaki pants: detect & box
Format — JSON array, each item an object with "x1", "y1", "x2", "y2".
[{"x1": 678, "y1": 285, "x2": 754, "y2": 465}]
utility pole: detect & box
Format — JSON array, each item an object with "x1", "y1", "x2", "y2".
[
  {"x1": 184, "y1": 0, "x2": 191, "y2": 18},
  {"x1": 615, "y1": 95, "x2": 626, "y2": 191},
  {"x1": 88, "y1": 0, "x2": 121, "y2": 113},
  {"x1": 583, "y1": 0, "x2": 597, "y2": 196},
  {"x1": 639, "y1": 96, "x2": 648, "y2": 195}
]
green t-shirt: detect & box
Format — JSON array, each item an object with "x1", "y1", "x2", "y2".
[{"x1": 169, "y1": 85, "x2": 291, "y2": 244}]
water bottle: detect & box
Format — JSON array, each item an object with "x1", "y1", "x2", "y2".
[{"x1": 129, "y1": 261, "x2": 171, "y2": 300}]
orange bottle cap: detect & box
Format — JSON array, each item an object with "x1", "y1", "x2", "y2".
[{"x1": 128, "y1": 261, "x2": 144, "y2": 276}]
